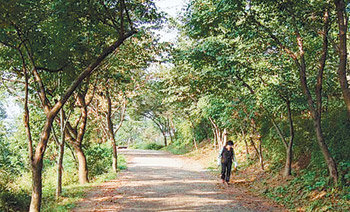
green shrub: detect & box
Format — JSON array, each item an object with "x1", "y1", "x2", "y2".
[
  {"x1": 144, "y1": 142, "x2": 163, "y2": 150},
  {"x1": 164, "y1": 143, "x2": 191, "y2": 155},
  {"x1": 86, "y1": 143, "x2": 113, "y2": 177},
  {"x1": 0, "y1": 170, "x2": 30, "y2": 212},
  {"x1": 132, "y1": 142, "x2": 164, "y2": 150},
  {"x1": 0, "y1": 185, "x2": 30, "y2": 212}
]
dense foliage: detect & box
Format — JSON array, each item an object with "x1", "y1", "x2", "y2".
[{"x1": 0, "y1": 0, "x2": 350, "y2": 211}]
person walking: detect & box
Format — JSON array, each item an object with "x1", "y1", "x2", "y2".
[{"x1": 218, "y1": 140, "x2": 237, "y2": 186}]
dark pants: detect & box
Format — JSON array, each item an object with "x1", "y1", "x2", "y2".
[{"x1": 221, "y1": 162, "x2": 232, "y2": 182}]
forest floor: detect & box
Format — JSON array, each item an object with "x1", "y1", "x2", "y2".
[{"x1": 72, "y1": 149, "x2": 286, "y2": 211}]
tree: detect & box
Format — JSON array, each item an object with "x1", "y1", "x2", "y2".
[
  {"x1": 183, "y1": 0, "x2": 339, "y2": 183},
  {"x1": 0, "y1": 0, "x2": 162, "y2": 211},
  {"x1": 333, "y1": 0, "x2": 350, "y2": 119}
]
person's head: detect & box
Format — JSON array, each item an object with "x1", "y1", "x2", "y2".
[{"x1": 226, "y1": 140, "x2": 233, "y2": 148}]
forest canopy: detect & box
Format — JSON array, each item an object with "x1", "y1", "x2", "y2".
[{"x1": 0, "y1": 0, "x2": 349, "y2": 211}]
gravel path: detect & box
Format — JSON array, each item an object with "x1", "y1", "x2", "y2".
[{"x1": 72, "y1": 149, "x2": 285, "y2": 212}]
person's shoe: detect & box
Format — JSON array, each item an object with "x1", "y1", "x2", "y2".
[
  {"x1": 221, "y1": 179, "x2": 225, "y2": 184},
  {"x1": 224, "y1": 181, "x2": 229, "y2": 186}
]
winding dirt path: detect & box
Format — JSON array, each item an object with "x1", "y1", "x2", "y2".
[{"x1": 72, "y1": 149, "x2": 285, "y2": 211}]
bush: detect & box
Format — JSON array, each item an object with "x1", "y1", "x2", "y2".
[
  {"x1": 144, "y1": 142, "x2": 163, "y2": 150},
  {"x1": 86, "y1": 143, "x2": 113, "y2": 177},
  {"x1": 132, "y1": 142, "x2": 164, "y2": 150},
  {"x1": 0, "y1": 170, "x2": 30, "y2": 212}
]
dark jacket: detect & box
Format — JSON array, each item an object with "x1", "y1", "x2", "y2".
[{"x1": 221, "y1": 147, "x2": 234, "y2": 164}]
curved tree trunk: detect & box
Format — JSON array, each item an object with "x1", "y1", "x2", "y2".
[
  {"x1": 74, "y1": 146, "x2": 89, "y2": 184},
  {"x1": 295, "y1": 10, "x2": 338, "y2": 183},
  {"x1": 313, "y1": 118, "x2": 338, "y2": 181}
]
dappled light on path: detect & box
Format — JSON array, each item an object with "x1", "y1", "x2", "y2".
[{"x1": 73, "y1": 150, "x2": 285, "y2": 211}]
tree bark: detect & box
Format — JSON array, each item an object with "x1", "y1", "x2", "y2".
[
  {"x1": 74, "y1": 145, "x2": 89, "y2": 184},
  {"x1": 249, "y1": 137, "x2": 260, "y2": 160},
  {"x1": 208, "y1": 117, "x2": 223, "y2": 150},
  {"x1": 190, "y1": 120, "x2": 198, "y2": 150},
  {"x1": 162, "y1": 130, "x2": 168, "y2": 146},
  {"x1": 29, "y1": 116, "x2": 54, "y2": 212},
  {"x1": 112, "y1": 140, "x2": 118, "y2": 172},
  {"x1": 56, "y1": 109, "x2": 65, "y2": 198},
  {"x1": 105, "y1": 90, "x2": 127, "y2": 172},
  {"x1": 106, "y1": 90, "x2": 117, "y2": 172},
  {"x1": 334, "y1": 0, "x2": 350, "y2": 118},
  {"x1": 74, "y1": 93, "x2": 89, "y2": 183},
  {"x1": 284, "y1": 100, "x2": 294, "y2": 177},
  {"x1": 56, "y1": 139, "x2": 64, "y2": 198},
  {"x1": 29, "y1": 157, "x2": 43, "y2": 212},
  {"x1": 240, "y1": 127, "x2": 249, "y2": 160},
  {"x1": 21, "y1": 50, "x2": 34, "y2": 170},
  {"x1": 258, "y1": 136, "x2": 264, "y2": 170}
]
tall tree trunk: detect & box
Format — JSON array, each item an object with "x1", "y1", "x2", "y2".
[
  {"x1": 334, "y1": 0, "x2": 350, "y2": 118},
  {"x1": 209, "y1": 117, "x2": 223, "y2": 150},
  {"x1": 240, "y1": 127, "x2": 249, "y2": 160},
  {"x1": 270, "y1": 101, "x2": 294, "y2": 177},
  {"x1": 29, "y1": 117, "x2": 54, "y2": 212},
  {"x1": 74, "y1": 145, "x2": 89, "y2": 184},
  {"x1": 295, "y1": 10, "x2": 338, "y2": 183},
  {"x1": 75, "y1": 94, "x2": 89, "y2": 183},
  {"x1": 55, "y1": 107, "x2": 71, "y2": 198},
  {"x1": 30, "y1": 157, "x2": 43, "y2": 212},
  {"x1": 105, "y1": 90, "x2": 127, "y2": 173},
  {"x1": 284, "y1": 100, "x2": 294, "y2": 177},
  {"x1": 190, "y1": 120, "x2": 198, "y2": 150},
  {"x1": 222, "y1": 128, "x2": 227, "y2": 146},
  {"x1": 112, "y1": 140, "x2": 118, "y2": 172},
  {"x1": 106, "y1": 90, "x2": 117, "y2": 172},
  {"x1": 162, "y1": 130, "x2": 168, "y2": 146},
  {"x1": 249, "y1": 137, "x2": 260, "y2": 159},
  {"x1": 169, "y1": 117, "x2": 176, "y2": 144},
  {"x1": 56, "y1": 141, "x2": 64, "y2": 198},
  {"x1": 56, "y1": 109, "x2": 65, "y2": 198},
  {"x1": 258, "y1": 136, "x2": 264, "y2": 170},
  {"x1": 250, "y1": 118, "x2": 264, "y2": 170}
]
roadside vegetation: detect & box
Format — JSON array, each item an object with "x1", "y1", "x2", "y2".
[{"x1": 1, "y1": 0, "x2": 350, "y2": 211}]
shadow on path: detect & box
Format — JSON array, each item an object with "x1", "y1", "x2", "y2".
[{"x1": 72, "y1": 149, "x2": 286, "y2": 212}]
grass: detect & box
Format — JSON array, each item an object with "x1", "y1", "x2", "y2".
[
  {"x1": 42, "y1": 154, "x2": 127, "y2": 211},
  {"x1": 0, "y1": 154, "x2": 127, "y2": 212},
  {"x1": 42, "y1": 183, "x2": 92, "y2": 212}
]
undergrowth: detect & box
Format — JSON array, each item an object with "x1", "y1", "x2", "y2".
[
  {"x1": 184, "y1": 141, "x2": 350, "y2": 211},
  {"x1": 1, "y1": 154, "x2": 127, "y2": 212}
]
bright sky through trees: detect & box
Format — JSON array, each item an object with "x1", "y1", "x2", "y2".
[{"x1": 154, "y1": 0, "x2": 188, "y2": 42}]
